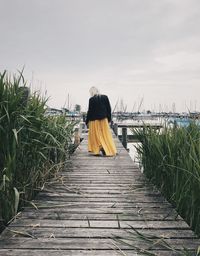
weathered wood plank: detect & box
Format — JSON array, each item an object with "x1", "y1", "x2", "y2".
[
  {"x1": 20, "y1": 208, "x2": 176, "y2": 217},
  {"x1": 0, "y1": 249, "x2": 192, "y2": 256},
  {"x1": 3, "y1": 227, "x2": 195, "y2": 239},
  {"x1": 44, "y1": 188, "x2": 157, "y2": 194},
  {"x1": 55, "y1": 179, "x2": 148, "y2": 186},
  {"x1": 17, "y1": 212, "x2": 182, "y2": 221},
  {"x1": 19, "y1": 208, "x2": 179, "y2": 218},
  {"x1": 0, "y1": 237, "x2": 199, "y2": 250},
  {"x1": 9, "y1": 219, "x2": 190, "y2": 229},
  {"x1": 62, "y1": 175, "x2": 144, "y2": 180},
  {"x1": 59, "y1": 174, "x2": 143, "y2": 178},
  {"x1": 45, "y1": 183, "x2": 153, "y2": 189},
  {"x1": 23, "y1": 201, "x2": 173, "y2": 210},
  {"x1": 64, "y1": 166, "x2": 139, "y2": 170},
  {"x1": 35, "y1": 194, "x2": 167, "y2": 203},
  {"x1": 41, "y1": 187, "x2": 161, "y2": 194}
]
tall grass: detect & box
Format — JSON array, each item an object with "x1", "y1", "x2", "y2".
[
  {"x1": 134, "y1": 123, "x2": 200, "y2": 235},
  {"x1": 0, "y1": 71, "x2": 75, "y2": 228}
]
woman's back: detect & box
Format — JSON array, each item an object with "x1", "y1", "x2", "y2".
[
  {"x1": 86, "y1": 87, "x2": 116, "y2": 156},
  {"x1": 86, "y1": 94, "x2": 111, "y2": 123}
]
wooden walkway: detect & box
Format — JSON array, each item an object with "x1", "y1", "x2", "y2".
[{"x1": 0, "y1": 134, "x2": 199, "y2": 255}]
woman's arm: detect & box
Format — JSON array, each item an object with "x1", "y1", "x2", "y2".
[
  {"x1": 86, "y1": 98, "x2": 92, "y2": 125},
  {"x1": 105, "y1": 96, "x2": 111, "y2": 122}
]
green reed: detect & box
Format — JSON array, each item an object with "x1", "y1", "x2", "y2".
[
  {"x1": 0, "y1": 71, "x2": 75, "y2": 227},
  {"x1": 134, "y1": 123, "x2": 200, "y2": 235}
]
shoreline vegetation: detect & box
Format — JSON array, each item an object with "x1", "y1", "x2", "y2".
[
  {"x1": 0, "y1": 71, "x2": 75, "y2": 231},
  {"x1": 134, "y1": 123, "x2": 200, "y2": 236}
]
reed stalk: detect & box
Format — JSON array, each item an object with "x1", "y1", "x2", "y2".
[
  {"x1": 133, "y1": 123, "x2": 200, "y2": 235},
  {"x1": 0, "y1": 71, "x2": 75, "y2": 228}
]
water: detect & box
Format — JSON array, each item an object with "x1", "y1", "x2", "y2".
[
  {"x1": 128, "y1": 142, "x2": 139, "y2": 162},
  {"x1": 115, "y1": 117, "x2": 163, "y2": 167},
  {"x1": 168, "y1": 117, "x2": 200, "y2": 127},
  {"x1": 116, "y1": 116, "x2": 198, "y2": 165}
]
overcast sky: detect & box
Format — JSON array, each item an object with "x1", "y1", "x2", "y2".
[{"x1": 1, "y1": 0, "x2": 200, "y2": 112}]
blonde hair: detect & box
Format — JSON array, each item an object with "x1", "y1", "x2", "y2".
[{"x1": 89, "y1": 86, "x2": 100, "y2": 97}]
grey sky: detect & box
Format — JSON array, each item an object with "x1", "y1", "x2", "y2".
[{"x1": 1, "y1": 0, "x2": 200, "y2": 112}]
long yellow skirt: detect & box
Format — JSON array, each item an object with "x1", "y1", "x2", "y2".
[{"x1": 88, "y1": 118, "x2": 117, "y2": 156}]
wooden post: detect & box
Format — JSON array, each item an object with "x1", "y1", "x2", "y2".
[
  {"x1": 74, "y1": 128, "x2": 80, "y2": 146},
  {"x1": 122, "y1": 127, "x2": 127, "y2": 149},
  {"x1": 113, "y1": 123, "x2": 118, "y2": 136},
  {"x1": 79, "y1": 122, "x2": 82, "y2": 137},
  {"x1": 80, "y1": 122, "x2": 88, "y2": 133}
]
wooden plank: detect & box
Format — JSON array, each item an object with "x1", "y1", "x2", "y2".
[
  {"x1": 0, "y1": 249, "x2": 190, "y2": 256},
  {"x1": 59, "y1": 173, "x2": 142, "y2": 177},
  {"x1": 36, "y1": 192, "x2": 165, "y2": 199},
  {"x1": 34, "y1": 195, "x2": 167, "y2": 203},
  {"x1": 9, "y1": 219, "x2": 190, "y2": 229},
  {"x1": 46, "y1": 181, "x2": 150, "y2": 186},
  {"x1": 45, "y1": 183, "x2": 156, "y2": 188},
  {"x1": 64, "y1": 178, "x2": 145, "y2": 182},
  {"x1": 20, "y1": 208, "x2": 179, "y2": 217},
  {"x1": 15, "y1": 206, "x2": 182, "y2": 220},
  {"x1": 23, "y1": 201, "x2": 173, "y2": 210},
  {"x1": 42, "y1": 189, "x2": 158, "y2": 195},
  {"x1": 0, "y1": 237, "x2": 199, "y2": 250},
  {"x1": 41, "y1": 189, "x2": 161, "y2": 195},
  {"x1": 54, "y1": 181, "x2": 148, "y2": 185},
  {"x1": 3, "y1": 227, "x2": 195, "y2": 239},
  {"x1": 17, "y1": 212, "x2": 182, "y2": 221},
  {"x1": 64, "y1": 166, "x2": 139, "y2": 170},
  {"x1": 62, "y1": 173, "x2": 143, "y2": 177},
  {"x1": 45, "y1": 185, "x2": 156, "y2": 191}
]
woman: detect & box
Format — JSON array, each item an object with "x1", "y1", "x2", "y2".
[{"x1": 86, "y1": 87, "x2": 117, "y2": 156}]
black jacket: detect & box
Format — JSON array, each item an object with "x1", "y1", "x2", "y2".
[{"x1": 86, "y1": 94, "x2": 111, "y2": 125}]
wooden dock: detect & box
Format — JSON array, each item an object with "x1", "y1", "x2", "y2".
[{"x1": 0, "y1": 134, "x2": 199, "y2": 255}]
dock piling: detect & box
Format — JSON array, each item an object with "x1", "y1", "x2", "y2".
[{"x1": 122, "y1": 127, "x2": 127, "y2": 149}]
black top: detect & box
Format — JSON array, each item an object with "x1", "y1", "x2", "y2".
[{"x1": 86, "y1": 94, "x2": 111, "y2": 125}]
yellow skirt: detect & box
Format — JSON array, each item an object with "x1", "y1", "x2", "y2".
[{"x1": 88, "y1": 118, "x2": 117, "y2": 156}]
